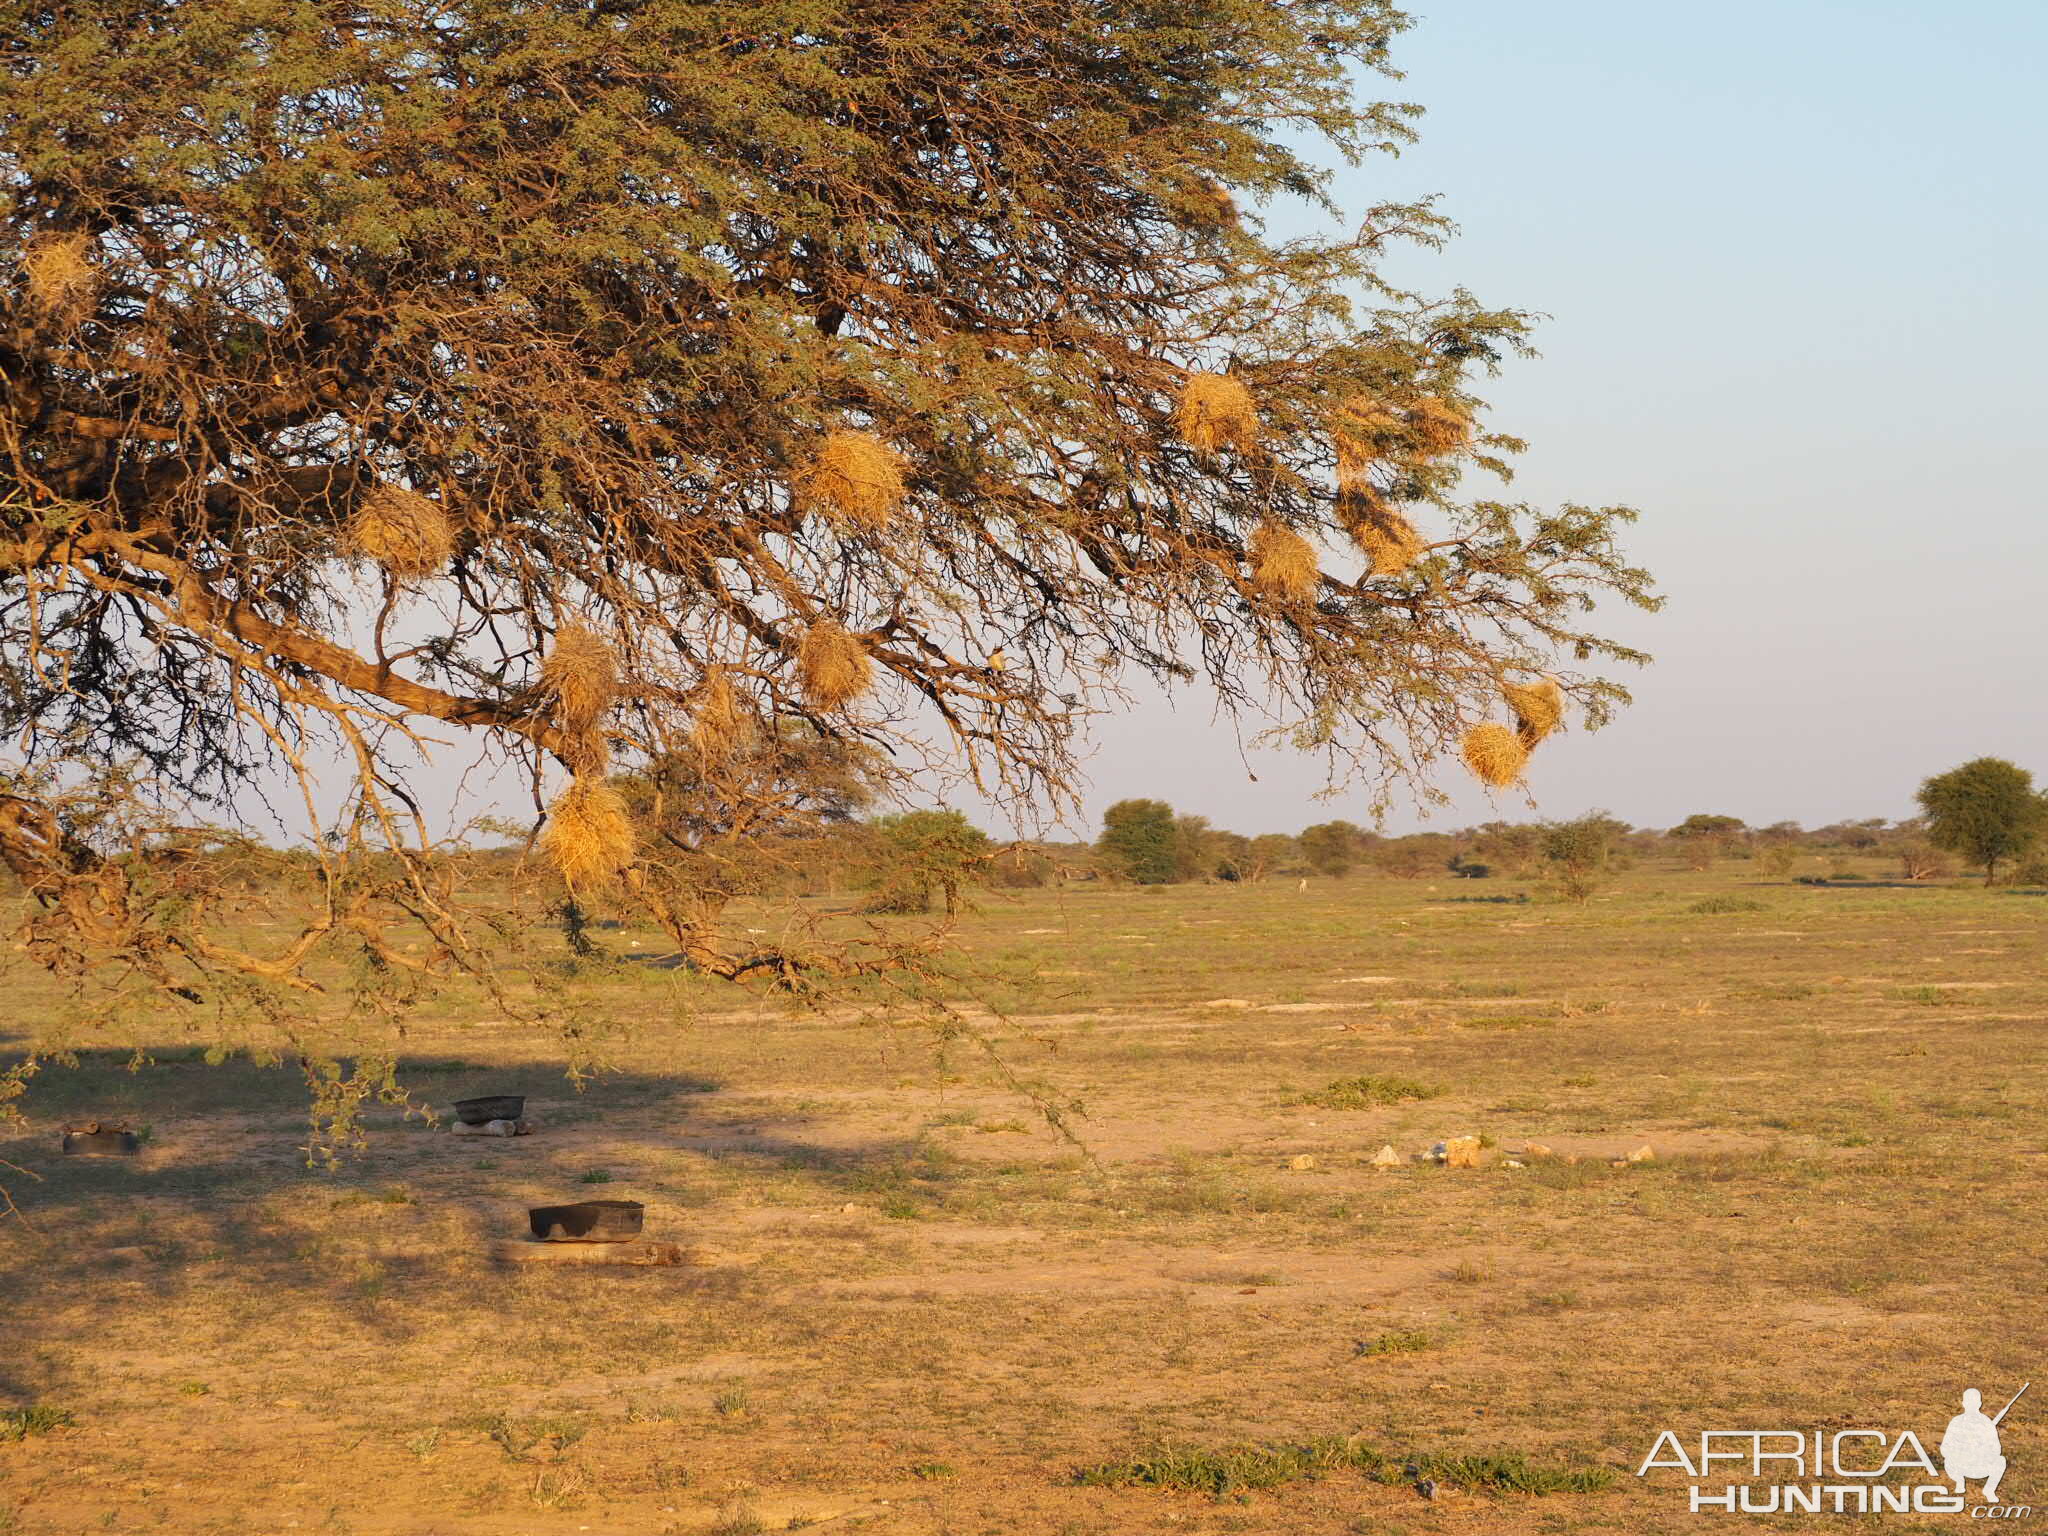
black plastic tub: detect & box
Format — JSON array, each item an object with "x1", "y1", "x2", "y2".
[
  {"x1": 453, "y1": 1094, "x2": 525, "y2": 1126},
  {"x1": 528, "y1": 1199, "x2": 644, "y2": 1242},
  {"x1": 63, "y1": 1123, "x2": 140, "y2": 1157}
]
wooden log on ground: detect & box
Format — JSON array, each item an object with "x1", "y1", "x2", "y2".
[{"x1": 490, "y1": 1239, "x2": 752, "y2": 1267}]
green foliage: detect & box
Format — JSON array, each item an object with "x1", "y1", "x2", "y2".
[
  {"x1": 1299, "y1": 821, "x2": 1367, "y2": 878},
  {"x1": 1672, "y1": 814, "x2": 1747, "y2": 838},
  {"x1": 865, "y1": 811, "x2": 993, "y2": 915},
  {"x1": 1689, "y1": 896, "x2": 1766, "y2": 915},
  {"x1": 0, "y1": 1405, "x2": 72, "y2": 1442},
  {"x1": 1541, "y1": 813, "x2": 1617, "y2": 902},
  {"x1": 1098, "y1": 800, "x2": 1180, "y2": 885},
  {"x1": 0, "y1": 0, "x2": 1656, "y2": 1143},
  {"x1": 0, "y1": 0, "x2": 1654, "y2": 1056},
  {"x1": 1293, "y1": 1075, "x2": 1442, "y2": 1109},
  {"x1": 1916, "y1": 758, "x2": 2048, "y2": 884}
]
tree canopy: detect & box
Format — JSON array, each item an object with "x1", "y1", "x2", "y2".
[
  {"x1": 0, "y1": 0, "x2": 1654, "y2": 1045},
  {"x1": 1097, "y1": 798, "x2": 1179, "y2": 885},
  {"x1": 1916, "y1": 758, "x2": 2045, "y2": 884}
]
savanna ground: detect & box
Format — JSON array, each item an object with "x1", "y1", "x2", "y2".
[{"x1": 3, "y1": 855, "x2": 2044, "y2": 1535}]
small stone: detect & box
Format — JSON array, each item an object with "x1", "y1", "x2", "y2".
[
  {"x1": 1503, "y1": 1159, "x2": 1525, "y2": 1169},
  {"x1": 1626, "y1": 1144, "x2": 1656, "y2": 1163},
  {"x1": 1288, "y1": 1154, "x2": 1316, "y2": 1171},
  {"x1": 1370, "y1": 1145, "x2": 1402, "y2": 1168},
  {"x1": 839, "y1": 1202, "x2": 861, "y2": 1214}
]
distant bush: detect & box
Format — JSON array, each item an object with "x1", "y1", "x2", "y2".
[
  {"x1": 1293, "y1": 1075, "x2": 1441, "y2": 1109},
  {"x1": 1098, "y1": 799, "x2": 1180, "y2": 884},
  {"x1": 1541, "y1": 814, "x2": 1615, "y2": 902},
  {"x1": 1755, "y1": 843, "x2": 1798, "y2": 877},
  {"x1": 1689, "y1": 896, "x2": 1766, "y2": 915}
]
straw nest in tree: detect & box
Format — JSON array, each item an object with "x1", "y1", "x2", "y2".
[
  {"x1": 1404, "y1": 396, "x2": 1472, "y2": 459},
  {"x1": 691, "y1": 666, "x2": 747, "y2": 759},
  {"x1": 542, "y1": 623, "x2": 618, "y2": 735},
  {"x1": 797, "y1": 430, "x2": 907, "y2": 528},
  {"x1": 1503, "y1": 676, "x2": 1564, "y2": 749},
  {"x1": 21, "y1": 232, "x2": 95, "y2": 318},
  {"x1": 541, "y1": 778, "x2": 635, "y2": 890},
  {"x1": 1332, "y1": 398, "x2": 1399, "y2": 490},
  {"x1": 346, "y1": 485, "x2": 455, "y2": 579},
  {"x1": 1342, "y1": 493, "x2": 1425, "y2": 578},
  {"x1": 1461, "y1": 723, "x2": 1528, "y2": 789},
  {"x1": 1249, "y1": 520, "x2": 1319, "y2": 600},
  {"x1": 1194, "y1": 176, "x2": 1238, "y2": 227},
  {"x1": 1175, "y1": 372, "x2": 1258, "y2": 454},
  {"x1": 798, "y1": 620, "x2": 874, "y2": 710}
]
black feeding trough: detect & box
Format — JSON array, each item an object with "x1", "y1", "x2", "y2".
[
  {"x1": 62, "y1": 1121, "x2": 140, "y2": 1157},
  {"x1": 529, "y1": 1199, "x2": 644, "y2": 1242},
  {"x1": 453, "y1": 1094, "x2": 525, "y2": 1126}
]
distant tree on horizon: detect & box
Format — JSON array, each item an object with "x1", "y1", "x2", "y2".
[
  {"x1": 1300, "y1": 820, "x2": 1368, "y2": 878},
  {"x1": 1917, "y1": 759, "x2": 2047, "y2": 885},
  {"x1": 1098, "y1": 800, "x2": 1181, "y2": 886},
  {"x1": 865, "y1": 811, "x2": 992, "y2": 916}
]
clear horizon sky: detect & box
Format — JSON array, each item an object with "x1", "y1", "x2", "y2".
[{"x1": 1035, "y1": 0, "x2": 2047, "y2": 840}]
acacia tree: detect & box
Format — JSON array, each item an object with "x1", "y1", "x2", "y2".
[
  {"x1": 1917, "y1": 759, "x2": 2046, "y2": 885},
  {"x1": 0, "y1": 0, "x2": 1654, "y2": 1128}
]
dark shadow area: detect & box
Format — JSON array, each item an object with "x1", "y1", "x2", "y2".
[
  {"x1": 1430, "y1": 894, "x2": 1531, "y2": 905},
  {"x1": 1784, "y1": 878, "x2": 1940, "y2": 890},
  {"x1": 0, "y1": 1042, "x2": 987, "y2": 1407}
]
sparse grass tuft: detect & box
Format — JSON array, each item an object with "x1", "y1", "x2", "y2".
[
  {"x1": 1354, "y1": 1329, "x2": 1434, "y2": 1357},
  {"x1": 710, "y1": 1501, "x2": 766, "y2": 1536},
  {"x1": 1895, "y1": 986, "x2": 1966, "y2": 1006},
  {"x1": 1074, "y1": 1435, "x2": 1611, "y2": 1499}
]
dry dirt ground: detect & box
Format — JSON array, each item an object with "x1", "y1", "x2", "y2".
[{"x1": 3, "y1": 861, "x2": 2046, "y2": 1534}]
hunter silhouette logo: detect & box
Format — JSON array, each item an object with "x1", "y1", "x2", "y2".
[
  {"x1": 1943, "y1": 1385, "x2": 2025, "y2": 1504},
  {"x1": 1637, "y1": 1382, "x2": 2030, "y2": 1517}
]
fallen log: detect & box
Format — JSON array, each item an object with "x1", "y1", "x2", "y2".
[{"x1": 489, "y1": 1239, "x2": 754, "y2": 1267}]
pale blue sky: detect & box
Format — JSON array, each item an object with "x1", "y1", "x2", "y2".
[{"x1": 1062, "y1": 0, "x2": 2048, "y2": 837}]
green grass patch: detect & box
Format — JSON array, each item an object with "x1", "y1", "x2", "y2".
[
  {"x1": 1894, "y1": 986, "x2": 1966, "y2": 1006},
  {"x1": 1292, "y1": 1075, "x2": 1442, "y2": 1110},
  {"x1": 0, "y1": 1405, "x2": 74, "y2": 1441},
  {"x1": 1689, "y1": 896, "x2": 1767, "y2": 915},
  {"x1": 1074, "y1": 1434, "x2": 1612, "y2": 1499}
]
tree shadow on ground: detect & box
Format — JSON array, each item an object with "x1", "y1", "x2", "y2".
[{"x1": 0, "y1": 1041, "x2": 986, "y2": 1407}]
